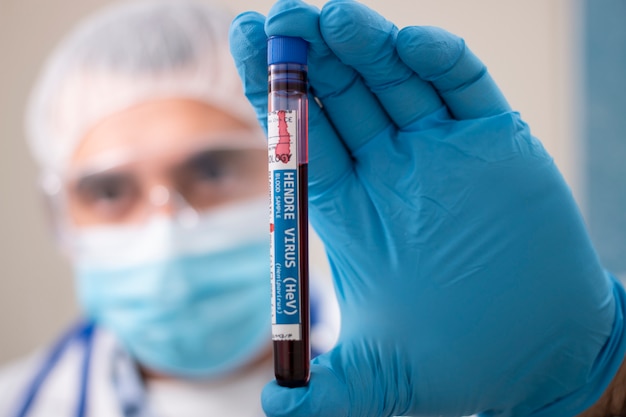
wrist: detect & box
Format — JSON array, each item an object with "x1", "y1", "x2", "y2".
[{"x1": 578, "y1": 354, "x2": 626, "y2": 417}]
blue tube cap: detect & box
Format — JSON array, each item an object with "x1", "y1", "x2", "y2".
[{"x1": 268, "y1": 36, "x2": 308, "y2": 65}]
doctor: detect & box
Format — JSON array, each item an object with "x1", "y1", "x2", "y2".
[
  {"x1": 0, "y1": 1, "x2": 338, "y2": 416},
  {"x1": 2, "y1": 0, "x2": 626, "y2": 416}
]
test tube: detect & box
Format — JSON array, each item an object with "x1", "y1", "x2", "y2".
[{"x1": 267, "y1": 35, "x2": 310, "y2": 387}]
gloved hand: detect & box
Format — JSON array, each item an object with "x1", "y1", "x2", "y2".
[{"x1": 229, "y1": 1, "x2": 626, "y2": 416}]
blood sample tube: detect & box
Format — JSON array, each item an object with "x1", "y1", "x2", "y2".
[{"x1": 267, "y1": 35, "x2": 310, "y2": 387}]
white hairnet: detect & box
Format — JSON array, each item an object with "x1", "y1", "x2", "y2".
[{"x1": 25, "y1": 0, "x2": 258, "y2": 176}]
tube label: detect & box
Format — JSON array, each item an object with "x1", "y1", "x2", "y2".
[{"x1": 268, "y1": 110, "x2": 301, "y2": 341}]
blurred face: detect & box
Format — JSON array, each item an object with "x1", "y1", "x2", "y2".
[
  {"x1": 64, "y1": 98, "x2": 267, "y2": 227},
  {"x1": 66, "y1": 99, "x2": 272, "y2": 378}
]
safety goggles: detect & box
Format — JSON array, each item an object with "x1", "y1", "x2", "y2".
[{"x1": 43, "y1": 132, "x2": 267, "y2": 226}]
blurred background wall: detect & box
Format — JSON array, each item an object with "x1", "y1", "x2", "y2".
[
  {"x1": 0, "y1": 0, "x2": 585, "y2": 364},
  {"x1": 584, "y1": 1, "x2": 626, "y2": 280}
]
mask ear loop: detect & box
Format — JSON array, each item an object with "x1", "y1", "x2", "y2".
[{"x1": 148, "y1": 184, "x2": 199, "y2": 229}]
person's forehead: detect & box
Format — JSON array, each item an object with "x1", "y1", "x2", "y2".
[{"x1": 69, "y1": 98, "x2": 263, "y2": 169}]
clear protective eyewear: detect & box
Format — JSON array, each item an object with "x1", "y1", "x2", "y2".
[{"x1": 42, "y1": 131, "x2": 268, "y2": 227}]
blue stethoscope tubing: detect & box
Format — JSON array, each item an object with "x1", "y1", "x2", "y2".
[{"x1": 14, "y1": 321, "x2": 95, "y2": 417}]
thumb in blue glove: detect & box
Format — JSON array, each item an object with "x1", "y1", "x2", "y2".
[{"x1": 229, "y1": 1, "x2": 626, "y2": 416}]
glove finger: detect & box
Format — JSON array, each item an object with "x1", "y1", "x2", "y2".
[
  {"x1": 229, "y1": 12, "x2": 269, "y2": 130},
  {"x1": 264, "y1": 0, "x2": 391, "y2": 154},
  {"x1": 319, "y1": 0, "x2": 443, "y2": 128},
  {"x1": 397, "y1": 26, "x2": 512, "y2": 120},
  {"x1": 261, "y1": 362, "x2": 350, "y2": 417},
  {"x1": 307, "y1": 95, "x2": 355, "y2": 202},
  {"x1": 230, "y1": 11, "x2": 355, "y2": 204}
]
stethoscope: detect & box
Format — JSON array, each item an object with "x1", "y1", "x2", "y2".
[{"x1": 14, "y1": 321, "x2": 95, "y2": 417}]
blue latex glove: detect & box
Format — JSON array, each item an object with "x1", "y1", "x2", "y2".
[{"x1": 229, "y1": 1, "x2": 626, "y2": 416}]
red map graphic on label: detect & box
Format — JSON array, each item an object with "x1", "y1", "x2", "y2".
[{"x1": 275, "y1": 110, "x2": 292, "y2": 163}]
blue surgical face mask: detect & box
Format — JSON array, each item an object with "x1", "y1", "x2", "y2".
[{"x1": 71, "y1": 197, "x2": 270, "y2": 378}]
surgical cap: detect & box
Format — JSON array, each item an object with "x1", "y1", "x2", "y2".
[{"x1": 25, "y1": 0, "x2": 258, "y2": 176}]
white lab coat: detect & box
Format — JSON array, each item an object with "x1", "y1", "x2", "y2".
[{"x1": 0, "y1": 327, "x2": 130, "y2": 417}]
